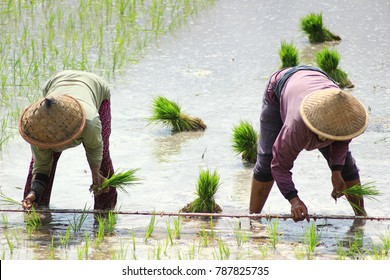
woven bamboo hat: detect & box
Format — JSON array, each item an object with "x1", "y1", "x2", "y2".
[
  {"x1": 300, "y1": 88, "x2": 368, "y2": 141},
  {"x1": 19, "y1": 95, "x2": 86, "y2": 149}
]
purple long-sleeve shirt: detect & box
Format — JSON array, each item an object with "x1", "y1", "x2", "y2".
[{"x1": 267, "y1": 69, "x2": 350, "y2": 199}]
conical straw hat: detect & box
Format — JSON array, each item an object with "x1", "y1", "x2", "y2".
[
  {"x1": 19, "y1": 95, "x2": 86, "y2": 149},
  {"x1": 300, "y1": 89, "x2": 368, "y2": 141}
]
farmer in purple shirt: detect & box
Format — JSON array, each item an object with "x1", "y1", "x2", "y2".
[{"x1": 250, "y1": 66, "x2": 369, "y2": 222}]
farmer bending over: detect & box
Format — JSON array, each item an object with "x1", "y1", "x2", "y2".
[
  {"x1": 19, "y1": 70, "x2": 117, "y2": 210},
  {"x1": 250, "y1": 66, "x2": 369, "y2": 222}
]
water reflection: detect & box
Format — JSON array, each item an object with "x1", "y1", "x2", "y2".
[{"x1": 152, "y1": 130, "x2": 205, "y2": 162}]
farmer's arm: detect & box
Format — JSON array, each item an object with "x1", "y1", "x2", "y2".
[
  {"x1": 22, "y1": 147, "x2": 54, "y2": 209},
  {"x1": 328, "y1": 140, "x2": 351, "y2": 198},
  {"x1": 82, "y1": 117, "x2": 104, "y2": 187},
  {"x1": 271, "y1": 126, "x2": 310, "y2": 222}
]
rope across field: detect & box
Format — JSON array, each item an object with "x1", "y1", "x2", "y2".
[{"x1": 1, "y1": 208, "x2": 390, "y2": 221}]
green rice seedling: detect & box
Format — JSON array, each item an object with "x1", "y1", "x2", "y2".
[
  {"x1": 266, "y1": 219, "x2": 279, "y2": 250},
  {"x1": 279, "y1": 41, "x2": 300, "y2": 69},
  {"x1": 4, "y1": 232, "x2": 14, "y2": 255},
  {"x1": 315, "y1": 47, "x2": 353, "y2": 88},
  {"x1": 106, "y1": 211, "x2": 117, "y2": 234},
  {"x1": 187, "y1": 243, "x2": 196, "y2": 260},
  {"x1": 368, "y1": 245, "x2": 387, "y2": 260},
  {"x1": 144, "y1": 212, "x2": 157, "y2": 243},
  {"x1": 177, "y1": 249, "x2": 182, "y2": 260},
  {"x1": 24, "y1": 208, "x2": 42, "y2": 232},
  {"x1": 342, "y1": 183, "x2": 381, "y2": 201},
  {"x1": 198, "y1": 226, "x2": 209, "y2": 247},
  {"x1": 149, "y1": 96, "x2": 207, "y2": 132},
  {"x1": 131, "y1": 230, "x2": 137, "y2": 260},
  {"x1": 164, "y1": 238, "x2": 169, "y2": 255},
  {"x1": 49, "y1": 236, "x2": 55, "y2": 260},
  {"x1": 337, "y1": 240, "x2": 347, "y2": 260},
  {"x1": 69, "y1": 204, "x2": 89, "y2": 234},
  {"x1": 300, "y1": 12, "x2": 341, "y2": 43},
  {"x1": 11, "y1": 229, "x2": 21, "y2": 246},
  {"x1": 234, "y1": 220, "x2": 248, "y2": 247},
  {"x1": 1, "y1": 214, "x2": 8, "y2": 228},
  {"x1": 112, "y1": 239, "x2": 128, "y2": 260},
  {"x1": 166, "y1": 220, "x2": 173, "y2": 245},
  {"x1": 173, "y1": 216, "x2": 182, "y2": 239},
  {"x1": 181, "y1": 168, "x2": 222, "y2": 213},
  {"x1": 0, "y1": 191, "x2": 22, "y2": 207},
  {"x1": 294, "y1": 244, "x2": 305, "y2": 260},
  {"x1": 215, "y1": 238, "x2": 230, "y2": 260},
  {"x1": 231, "y1": 120, "x2": 259, "y2": 163},
  {"x1": 259, "y1": 244, "x2": 268, "y2": 259},
  {"x1": 304, "y1": 222, "x2": 320, "y2": 259},
  {"x1": 378, "y1": 231, "x2": 390, "y2": 256},
  {"x1": 341, "y1": 183, "x2": 381, "y2": 214},
  {"x1": 368, "y1": 230, "x2": 390, "y2": 259},
  {"x1": 84, "y1": 232, "x2": 90, "y2": 259},
  {"x1": 94, "y1": 215, "x2": 106, "y2": 248},
  {"x1": 77, "y1": 245, "x2": 86, "y2": 260},
  {"x1": 347, "y1": 229, "x2": 364, "y2": 259},
  {"x1": 155, "y1": 241, "x2": 163, "y2": 260},
  {"x1": 59, "y1": 225, "x2": 71, "y2": 247},
  {"x1": 90, "y1": 168, "x2": 140, "y2": 195}
]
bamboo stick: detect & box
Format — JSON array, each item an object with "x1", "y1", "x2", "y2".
[{"x1": 0, "y1": 208, "x2": 389, "y2": 221}]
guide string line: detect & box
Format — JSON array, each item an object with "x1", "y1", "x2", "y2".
[{"x1": 0, "y1": 208, "x2": 390, "y2": 221}]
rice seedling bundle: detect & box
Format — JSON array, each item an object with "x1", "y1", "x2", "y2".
[
  {"x1": 342, "y1": 183, "x2": 381, "y2": 201},
  {"x1": 181, "y1": 169, "x2": 222, "y2": 213},
  {"x1": 279, "y1": 41, "x2": 300, "y2": 69},
  {"x1": 231, "y1": 120, "x2": 258, "y2": 163},
  {"x1": 315, "y1": 48, "x2": 354, "y2": 88},
  {"x1": 149, "y1": 96, "x2": 207, "y2": 132},
  {"x1": 90, "y1": 168, "x2": 140, "y2": 195},
  {"x1": 300, "y1": 12, "x2": 341, "y2": 43}
]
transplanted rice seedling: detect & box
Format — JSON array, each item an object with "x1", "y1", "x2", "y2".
[
  {"x1": 266, "y1": 219, "x2": 279, "y2": 250},
  {"x1": 181, "y1": 168, "x2": 222, "y2": 213},
  {"x1": 214, "y1": 238, "x2": 230, "y2": 260},
  {"x1": 69, "y1": 204, "x2": 89, "y2": 234},
  {"x1": 300, "y1": 12, "x2": 341, "y2": 43},
  {"x1": 24, "y1": 208, "x2": 42, "y2": 233},
  {"x1": 173, "y1": 215, "x2": 182, "y2": 239},
  {"x1": 144, "y1": 212, "x2": 157, "y2": 243},
  {"x1": 1, "y1": 213, "x2": 8, "y2": 228},
  {"x1": 279, "y1": 41, "x2": 300, "y2": 69},
  {"x1": 59, "y1": 225, "x2": 71, "y2": 247},
  {"x1": 231, "y1": 120, "x2": 259, "y2": 163},
  {"x1": 90, "y1": 169, "x2": 140, "y2": 195},
  {"x1": 304, "y1": 222, "x2": 320, "y2": 259},
  {"x1": 149, "y1": 96, "x2": 207, "y2": 132},
  {"x1": 315, "y1": 47, "x2": 354, "y2": 88}
]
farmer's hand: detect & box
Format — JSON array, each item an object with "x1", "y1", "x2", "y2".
[
  {"x1": 290, "y1": 197, "x2": 310, "y2": 222},
  {"x1": 21, "y1": 192, "x2": 38, "y2": 210},
  {"x1": 91, "y1": 167, "x2": 105, "y2": 188},
  {"x1": 331, "y1": 171, "x2": 346, "y2": 199}
]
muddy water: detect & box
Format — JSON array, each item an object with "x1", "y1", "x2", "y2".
[{"x1": 1, "y1": 0, "x2": 389, "y2": 259}]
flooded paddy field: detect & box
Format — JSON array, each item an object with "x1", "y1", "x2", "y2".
[{"x1": 0, "y1": 0, "x2": 389, "y2": 260}]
